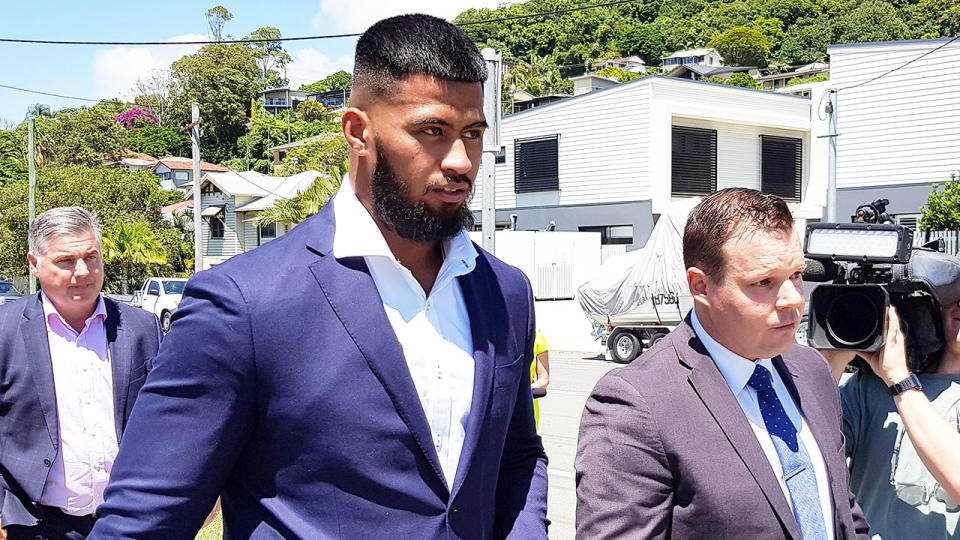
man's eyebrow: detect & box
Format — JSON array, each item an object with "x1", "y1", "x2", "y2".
[{"x1": 408, "y1": 118, "x2": 488, "y2": 129}]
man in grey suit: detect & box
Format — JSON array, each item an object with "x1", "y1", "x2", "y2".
[
  {"x1": 576, "y1": 188, "x2": 869, "y2": 539},
  {"x1": 0, "y1": 207, "x2": 162, "y2": 539}
]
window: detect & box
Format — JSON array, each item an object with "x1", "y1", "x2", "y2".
[
  {"x1": 202, "y1": 184, "x2": 222, "y2": 195},
  {"x1": 514, "y1": 135, "x2": 559, "y2": 193},
  {"x1": 147, "y1": 281, "x2": 161, "y2": 295},
  {"x1": 495, "y1": 146, "x2": 506, "y2": 164},
  {"x1": 579, "y1": 225, "x2": 634, "y2": 245},
  {"x1": 672, "y1": 126, "x2": 717, "y2": 196},
  {"x1": 210, "y1": 217, "x2": 224, "y2": 239},
  {"x1": 175, "y1": 171, "x2": 189, "y2": 180},
  {"x1": 760, "y1": 135, "x2": 802, "y2": 201},
  {"x1": 895, "y1": 214, "x2": 920, "y2": 229},
  {"x1": 259, "y1": 222, "x2": 276, "y2": 244}
]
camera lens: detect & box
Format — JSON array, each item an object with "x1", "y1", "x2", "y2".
[{"x1": 825, "y1": 292, "x2": 881, "y2": 347}]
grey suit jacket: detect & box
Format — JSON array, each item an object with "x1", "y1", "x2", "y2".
[
  {"x1": 0, "y1": 294, "x2": 162, "y2": 527},
  {"x1": 575, "y1": 315, "x2": 869, "y2": 539}
]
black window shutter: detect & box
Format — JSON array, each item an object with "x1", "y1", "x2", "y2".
[
  {"x1": 671, "y1": 126, "x2": 717, "y2": 196},
  {"x1": 760, "y1": 135, "x2": 802, "y2": 200},
  {"x1": 515, "y1": 135, "x2": 559, "y2": 193}
]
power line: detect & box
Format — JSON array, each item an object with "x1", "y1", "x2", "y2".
[
  {"x1": 0, "y1": 0, "x2": 641, "y2": 47},
  {"x1": 837, "y1": 35, "x2": 960, "y2": 92},
  {"x1": 0, "y1": 82, "x2": 100, "y2": 102}
]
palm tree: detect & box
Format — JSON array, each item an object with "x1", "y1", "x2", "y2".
[
  {"x1": 25, "y1": 103, "x2": 52, "y2": 118},
  {"x1": 254, "y1": 162, "x2": 345, "y2": 227},
  {"x1": 102, "y1": 222, "x2": 167, "y2": 294}
]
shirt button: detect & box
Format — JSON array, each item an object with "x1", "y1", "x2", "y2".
[{"x1": 43, "y1": 458, "x2": 51, "y2": 467}]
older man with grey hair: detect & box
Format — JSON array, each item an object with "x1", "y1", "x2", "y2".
[{"x1": 0, "y1": 207, "x2": 162, "y2": 540}]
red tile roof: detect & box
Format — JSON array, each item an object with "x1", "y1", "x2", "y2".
[
  {"x1": 160, "y1": 200, "x2": 194, "y2": 214},
  {"x1": 155, "y1": 156, "x2": 231, "y2": 172}
]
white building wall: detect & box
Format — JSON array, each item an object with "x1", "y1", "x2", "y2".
[{"x1": 828, "y1": 38, "x2": 960, "y2": 188}]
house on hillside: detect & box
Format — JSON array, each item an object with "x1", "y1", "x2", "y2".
[
  {"x1": 822, "y1": 37, "x2": 960, "y2": 225},
  {"x1": 267, "y1": 134, "x2": 333, "y2": 167},
  {"x1": 152, "y1": 157, "x2": 231, "y2": 191},
  {"x1": 757, "y1": 62, "x2": 829, "y2": 91},
  {"x1": 187, "y1": 170, "x2": 325, "y2": 269},
  {"x1": 593, "y1": 55, "x2": 646, "y2": 73},
  {"x1": 569, "y1": 74, "x2": 619, "y2": 96},
  {"x1": 118, "y1": 150, "x2": 159, "y2": 172},
  {"x1": 660, "y1": 48, "x2": 724, "y2": 72},
  {"x1": 665, "y1": 64, "x2": 760, "y2": 81},
  {"x1": 470, "y1": 75, "x2": 823, "y2": 251},
  {"x1": 259, "y1": 88, "x2": 352, "y2": 116}
]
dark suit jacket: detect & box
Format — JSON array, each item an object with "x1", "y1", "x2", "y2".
[
  {"x1": 0, "y1": 294, "x2": 162, "y2": 527},
  {"x1": 90, "y1": 203, "x2": 548, "y2": 539},
  {"x1": 575, "y1": 316, "x2": 869, "y2": 539}
]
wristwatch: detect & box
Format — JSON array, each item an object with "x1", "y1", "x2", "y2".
[{"x1": 887, "y1": 373, "x2": 922, "y2": 396}]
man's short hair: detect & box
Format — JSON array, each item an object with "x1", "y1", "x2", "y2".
[
  {"x1": 683, "y1": 188, "x2": 794, "y2": 283},
  {"x1": 353, "y1": 14, "x2": 487, "y2": 100},
  {"x1": 28, "y1": 206, "x2": 102, "y2": 255}
]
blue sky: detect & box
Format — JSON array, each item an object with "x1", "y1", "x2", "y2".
[{"x1": 0, "y1": 0, "x2": 504, "y2": 126}]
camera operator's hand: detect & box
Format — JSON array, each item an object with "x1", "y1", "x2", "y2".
[
  {"x1": 864, "y1": 306, "x2": 912, "y2": 386},
  {"x1": 820, "y1": 350, "x2": 859, "y2": 382}
]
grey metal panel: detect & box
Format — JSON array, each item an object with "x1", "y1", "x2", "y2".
[{"x1": 835, "y1": 183, "x2": 935, "y2": 219}]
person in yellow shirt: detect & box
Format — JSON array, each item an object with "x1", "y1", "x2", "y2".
[{"x1": 531, "y1": 330, "x2": 550, "y2": 429}]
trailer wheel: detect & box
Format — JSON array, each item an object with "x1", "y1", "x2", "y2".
[
  {"x1": 609, "y1": 329, "x2": 641, "y2": 364},
  {"x1": 648, "y1": 332, "x2": 668, "y2": 349}
]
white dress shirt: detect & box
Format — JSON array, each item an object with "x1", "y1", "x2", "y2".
[
  {"x1": 691, "y1": 309, "x2": 834, "y2": 539},
  {"x1": 39, "y1": 292, "x2": 118, "y2": 517},
  {"x1": 333, "y1": 176, "x2": 477, "y2": 489}
]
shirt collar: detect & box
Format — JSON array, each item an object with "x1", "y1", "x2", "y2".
[
  {"x1": 331, "y1": 174, "x2": 478, "y2": 278},
  {"x1": 690, "y1": 308, "x2": 775, "y2": 396},
  {"x1": 40, "y1": 291, "x2": 107, "y2": 333}
]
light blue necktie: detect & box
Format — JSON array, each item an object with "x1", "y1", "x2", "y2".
[{"x1": 747, "y1": 364, "x2": 829, "y2": 540}]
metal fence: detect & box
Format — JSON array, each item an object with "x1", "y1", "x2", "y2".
[{"x1": 915, "y1": 230, "x2": 960, "y2": 256}]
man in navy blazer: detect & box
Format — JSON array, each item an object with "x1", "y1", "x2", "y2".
[
  {"x1": 0, "y1": 207, "x2": 162, "y2": 539},
  {"x1": 91, "y1": 14, "x2": 548, "y2": 540}
]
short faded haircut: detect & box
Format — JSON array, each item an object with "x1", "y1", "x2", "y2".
[
  {"x1": 683, "y1": 188, "x2": 794, "y2": 283},
  {"x1": 28, "y1": 206, "x2": 102, "y2": 255},
  {"x1": 352, "y1": 14, "x2": 487, "y2": 100}
]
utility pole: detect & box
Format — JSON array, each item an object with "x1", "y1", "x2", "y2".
[
  {"x1": 190, "y1": 103, "x2": 203, "y2": 272},
  {"x1": 27, "y1": 116, "x2": 37, "y2": 294},
  {"x1": 480, "y1": 48, "x2": 502, "y2": 255},
  {"x1": 825, "y1": 89, "x2": 838, "y2": 222}
]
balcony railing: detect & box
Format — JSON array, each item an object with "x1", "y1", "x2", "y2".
[{"x1": 264, "y1": 98, "x2": 290, "y2": 107}]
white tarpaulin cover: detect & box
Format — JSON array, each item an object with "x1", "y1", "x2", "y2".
[{"x1": 577, "y1": 197, "x2": 700, "y2": 318}]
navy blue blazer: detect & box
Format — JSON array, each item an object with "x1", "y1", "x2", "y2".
[
  {"x1": 90, "y1": 203, "x2": 549, "y2": 539},
  {"x1": 0, "y1": 294, "x2": 162, "y2": 527}
]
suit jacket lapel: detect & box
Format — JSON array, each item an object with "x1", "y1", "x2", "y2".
[
  {"x1": 21, "y1": 294, "x2": 59, "y2": 448},
  {"x1": 449, "y1": 255, "x2": 500, "y2": 500},
  {"x1": 773, "y1": 355, "x2": 844, "y2": 536},
  {"x1": 105, "y1": 299, "x2": 131, "y2": 441},
  {"x1": 678, "y1": 321, "x2": 802, "y2": 539},
  {"x1": 306, "y1": 207, "x2": 447, "y2": 494}
]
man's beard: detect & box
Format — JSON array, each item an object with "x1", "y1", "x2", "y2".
[{"x1": 371, "y1": 148, "x2": 475, "y2": 242}]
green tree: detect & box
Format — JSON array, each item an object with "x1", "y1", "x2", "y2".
[
  {"x1": 300, "y1": 70, "x2": 353, "y2": 93},
  {"x1": 786, "y1": 73, "x2": 829, "y2": 86},
  {"x1": 834, "y1": 0, "x2": 911, "y2": 44},
  {"x1": 708, "y1": 26, "x2": 771, "y2": 66},
  {"x1": 169, "y1": 43, "x2": 263, "y2": 163},
  {"x1": 102, "y1": 221, "x2": 168, "y2": 294},
  {"x1": 0, "y1": 166, "x2": 182, "y2": 284},
  {"x1": 124, "y1": 126, "x2": 191, "y2": 157},
  {"x1": 206, "y1": 5, "x2": 233, "y2": 41},
  {"x1": 248, "y1": 27, "x2": 292, "y2": 88},
  {"x1": 274, "y1": 134, "x2": 349, "y2": 176},
  {"x1": 725, "y1": 72, "x2": 760, "y2": 88},
  {"x1": 26, "y1": 103, "x2": 52, "y2": 118},
  {"x1": 297, "y1": 101, "x2": 330, "y2": 122},
  {"x1": 25, "y1": 101, "x2": 128, "y2": 167},
  {"x1": 596, "y1": 65, "x2": 642, "y2": 82},
  {"x1": 616, "y1": 23, "x2": 666, "y2": 64},
  {"x1": 919, "y1": 174, "x2": 960, "y2": 230},
  {"x1": 777, "y1": 17, "x2": 833, "y2": 64}
]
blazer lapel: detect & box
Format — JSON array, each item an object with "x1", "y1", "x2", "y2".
[
  {"x1": 678, "y1": 321, "x2": 802, "y2": 540},
  {"x1": 105, "y1": 299, "x2": 131, "y2": 441},
  {"x1": 773, "y1": 355, "x2": 845, "y2": 536},
  {"x1": 21, "y1": 294, "x2": 59, "y2": 448},
  {"x1": 449, "y1": 255, "x2": 501, "y2": 500},
  {"x1": 306, "y1": 213, "x2": 447, "y2": 494}
]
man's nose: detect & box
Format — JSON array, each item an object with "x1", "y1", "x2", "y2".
[
  {"x1": 776, "y1": 280, "x2": 803, "y2": 311},
  {"x1": 74, "y1": 258, "x2": 90, "y2": 277},
  {"x1": 441, "y1": 138, "x2": 473, "y2": 177}
]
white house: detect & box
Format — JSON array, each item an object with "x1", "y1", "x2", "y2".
[
  {"x1": 822, "y1": 37, "x2": 960, "y2": 225},
  {"x1": 569, "y1": 74, "x2": 620, "y2": 96},
  {"x1": 660, "y1": 48, "x2": 724, "y2": 72},
  {"x1": 593, "y1": 55, "x2": 647, "y2": 73},
  {"x1": 188, "y1": 170, "x2": 325, "y2": 269},
  {"x1": 471, "y1": 76, "x2": 822, "y2": 250},
  {"x1": 152, "y1": 156, "x2": 231, "y2": 191}
]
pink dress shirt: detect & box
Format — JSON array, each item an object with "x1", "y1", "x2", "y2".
[{"x1": 38, "y1": 293, "x2": 118, "y2": 517}]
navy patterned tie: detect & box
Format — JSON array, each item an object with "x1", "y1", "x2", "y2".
[{"x1": 747, "y1": 364, "x2": 829, "y2": 540}]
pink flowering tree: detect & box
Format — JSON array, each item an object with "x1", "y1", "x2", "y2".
[{"x1": 114, "y1": 107, "x2": 158, "y2": 129}]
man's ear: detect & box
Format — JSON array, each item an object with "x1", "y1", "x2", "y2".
[
  {"x1": 687, "y1": 266, "x2": 711, "y2": 308},
  {"x1": 342, "y1": 107, "x2": 372, "y2": 157},
  {"x1": 27, "y1": 252, "x2": 40, "y2": 278}
]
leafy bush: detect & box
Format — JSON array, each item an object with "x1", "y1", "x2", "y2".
[
  {"x1": 920, "y1": 174, "x2": 960, "y2": 230},
  {"x1": 725, "y1": 72, "x2": 760, "y2": 88},
  {"x1": 787, "y1": 73, "x2": 830, "y2": 86}
]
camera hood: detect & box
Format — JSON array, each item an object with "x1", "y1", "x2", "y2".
[{"x1": 899, "y1": 249, "x2": 960, "y2": 308}]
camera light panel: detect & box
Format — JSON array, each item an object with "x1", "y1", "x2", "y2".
[{"x1": 805, "y1": 223, "x2": 912, "y2": 263}]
